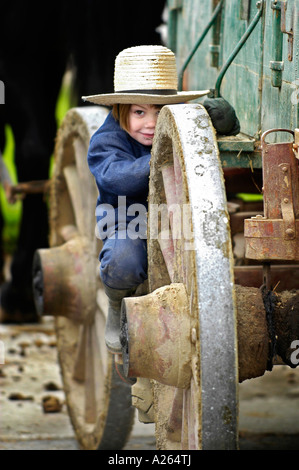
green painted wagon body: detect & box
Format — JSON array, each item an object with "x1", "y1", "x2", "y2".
[{"x1": 168, "y1": 0, "x2": 298, "y2": 166}]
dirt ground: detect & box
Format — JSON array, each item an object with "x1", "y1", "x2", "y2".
[{"x1": 1, "y1": 317, "x2": 299, "y2": 451}]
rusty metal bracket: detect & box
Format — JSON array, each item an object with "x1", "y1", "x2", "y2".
[
  {"x1": 245, "y1": 128, "x2": 299, "y2": 262},
  {"x1": 271, "y1": 0, "x2": 294, "y2": 61},
  {"x1": 279, "y1": 163, "x2": 296, "y2": 239}
]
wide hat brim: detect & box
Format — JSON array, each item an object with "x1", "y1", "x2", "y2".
[{"x1": 82, "y1": 89, "x2": 210, "y2": 106}]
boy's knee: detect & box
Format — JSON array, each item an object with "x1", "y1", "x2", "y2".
[{"x1": 100, "y1": 238, "x2": 147, "y2": 289}]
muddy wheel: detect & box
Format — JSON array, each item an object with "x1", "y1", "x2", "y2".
[
  {"x1": 33, "y1": 107, "x2": 134, "y2": 450},
  {"x1": 147, "y1": 104, "x2": 239, "y2": 449}
]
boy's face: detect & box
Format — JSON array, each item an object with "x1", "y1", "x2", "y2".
[{"x1": 127, "y1": 104, "x2": 161, "y2": 146}]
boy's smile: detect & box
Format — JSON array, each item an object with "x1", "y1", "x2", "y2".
[{"x1": 127, "y1": 104, "x2": 161, "y2": 146}]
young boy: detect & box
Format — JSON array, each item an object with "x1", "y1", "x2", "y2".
[{"x1": 83, "y1": 45, "x2": 208, "y2": 353}]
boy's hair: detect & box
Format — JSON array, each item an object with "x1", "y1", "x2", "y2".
[
  {"x1": 112, "y1": 103, "x2": 163, "y2": 133},
  {"x1": 112, "y1": 104, "x2": 131, "y2": 133}
]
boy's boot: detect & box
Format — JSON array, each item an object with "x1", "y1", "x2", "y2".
[{"x1": 104, "y1": 285, "x2": 135, "y2": 353}]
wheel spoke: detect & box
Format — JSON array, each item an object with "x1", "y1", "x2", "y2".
[
  {"x1": 59, "y1": 224, "x2": 79, "y2": 241},
  {"x1": 63, "y1": 165, "x2": 85, "y2": 235},
  {"x1": 161, "y1": 164, "x2": 178, "y2": 211},
  {"x1": 161, "y1": 163, "x2": 181, "y2": 240},
  {"x1": 94, "y1": 307, "x2": 108, "y2": 378},
  {"x1": 173, "y1": 147, "x2": 183, "y2": 206},
  {"x1": 73, "y1": 138, "x2": 88, "y2": 183},
  {"x1": 189, "y1": 378, "x2": 200, "y2": 449},
  {"x1": 73, "y1": 138, "x2": 98, "y2": 239},
  {"x1": 84, "y1": 325, "x2": 97, "y2": 424},
  {"x1": 91, "y1": 320, "x2": 105, "y2": 411},
  {"x1": 160, "y1": 162, "x2": 184, "y2": 284},
  {"x1": 72, "y1": 325, "x2": 86, "y2": 382},
  {"x1": 181, "y1": 389, "x2": 190, "y2": 450},
  {"x1": 158, "y1": 232, "x2": 174, "y2": 282},
  {"x1": 96, "y1": 287, "x2": 108, "y2": 320},
  {"x1": 166, "y1": 388, "x2": 183, "y2": 443}
]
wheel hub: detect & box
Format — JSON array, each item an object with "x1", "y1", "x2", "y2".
[
  {"x1": 33, "y1": 237, "x2": 97, "y2": 324},
  {"x1": 121, "y1": 283, "x2": 192, "y2": 388}
]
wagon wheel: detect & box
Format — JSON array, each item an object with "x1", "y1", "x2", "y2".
[
  {"x1": 34, "y1": 107, "x2": 134, "y2": 450},
  {"x1": 147, "y1": 104, "x2": 239, "y2": 450}
]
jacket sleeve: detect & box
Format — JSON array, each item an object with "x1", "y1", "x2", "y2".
[{"x1": 87, "y1": 130, "x2": 151, "y2": 198}]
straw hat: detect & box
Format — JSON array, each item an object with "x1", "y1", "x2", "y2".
[{"x1": 82, "y1": 45, "x2": 209, "y2": 105}]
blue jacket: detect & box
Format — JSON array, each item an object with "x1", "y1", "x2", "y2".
[{"x1": 87, "y1": 111, "x2": 151, "y2": 238}]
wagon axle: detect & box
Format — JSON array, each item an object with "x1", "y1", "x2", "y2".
[
  {"x1": 121, "y1": 283, "x2": 299, "y2": 386},
  {"x1": 33, "y1": 242, "x2": 299, "y2": 384}
]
